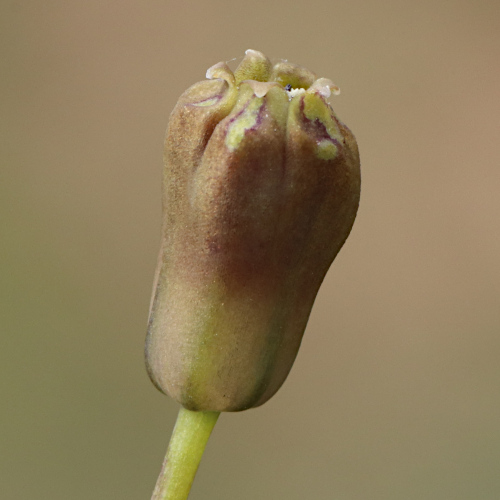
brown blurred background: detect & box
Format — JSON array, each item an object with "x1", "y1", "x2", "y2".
[{"x1": 2, "y1": 1, "x2": 499, "y2": 499}]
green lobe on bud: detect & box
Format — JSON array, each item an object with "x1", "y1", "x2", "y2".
[
  {"x1": 145, "y1": 50, "x2": 361, "y2": 412},
  {"x1": 233, "y1": 49, "x2": 272, "y2": 84},
  {"x1": 270, "y1": 60, "x2": 317, "y2": 89}
]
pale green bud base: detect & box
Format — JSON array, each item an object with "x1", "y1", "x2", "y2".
[{"x1": 151, "y1": 408, "x2": 220, "y2": 500}]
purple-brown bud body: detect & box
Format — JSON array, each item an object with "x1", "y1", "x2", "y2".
[{"x1": 145, "y1": 50, "x2": 361, "y2": 411}]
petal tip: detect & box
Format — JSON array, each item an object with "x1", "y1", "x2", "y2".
[
  {"x1": 206, "y1": 62, "x2": 236, "y2": 85},
  {"x1": 308, "y1": 78, "x2": 340, "y2": 98},
  {"x1": 242, "y1": 80, "x2": 282, "y2": 98}
]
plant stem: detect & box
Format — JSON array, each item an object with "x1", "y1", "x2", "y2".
[{"x1": 151, "y1": 407, "x2": 220, "y2": 500}]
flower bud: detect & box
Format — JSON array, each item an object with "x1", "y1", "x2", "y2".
[{"x1": 145, "y1": 50, "x2": 361, "y2": 411}]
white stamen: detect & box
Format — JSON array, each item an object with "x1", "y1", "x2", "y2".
[{"x1": 288, "y1": 88, "x2": 306, "y2": 100}]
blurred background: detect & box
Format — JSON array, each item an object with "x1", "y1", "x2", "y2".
[{"x1": 2, "y1": 1, "x2": 499, "y2": 499}]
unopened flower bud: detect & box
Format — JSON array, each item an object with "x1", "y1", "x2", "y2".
[{"x1": 145, "y1": 50, "x2": 361, "y2": 412}]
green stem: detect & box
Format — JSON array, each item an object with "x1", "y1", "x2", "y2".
[{"x1": 151, "y1": 407, "x2": 220, "y2": 500}]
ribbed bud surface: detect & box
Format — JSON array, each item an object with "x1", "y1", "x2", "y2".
[{"x1": 145, "y1": 50, "x2": 361, "y2": 411}]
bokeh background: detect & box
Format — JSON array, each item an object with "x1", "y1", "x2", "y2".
[{"x1": 2, "y1": 1, "x2": 499, "y2": 499}]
